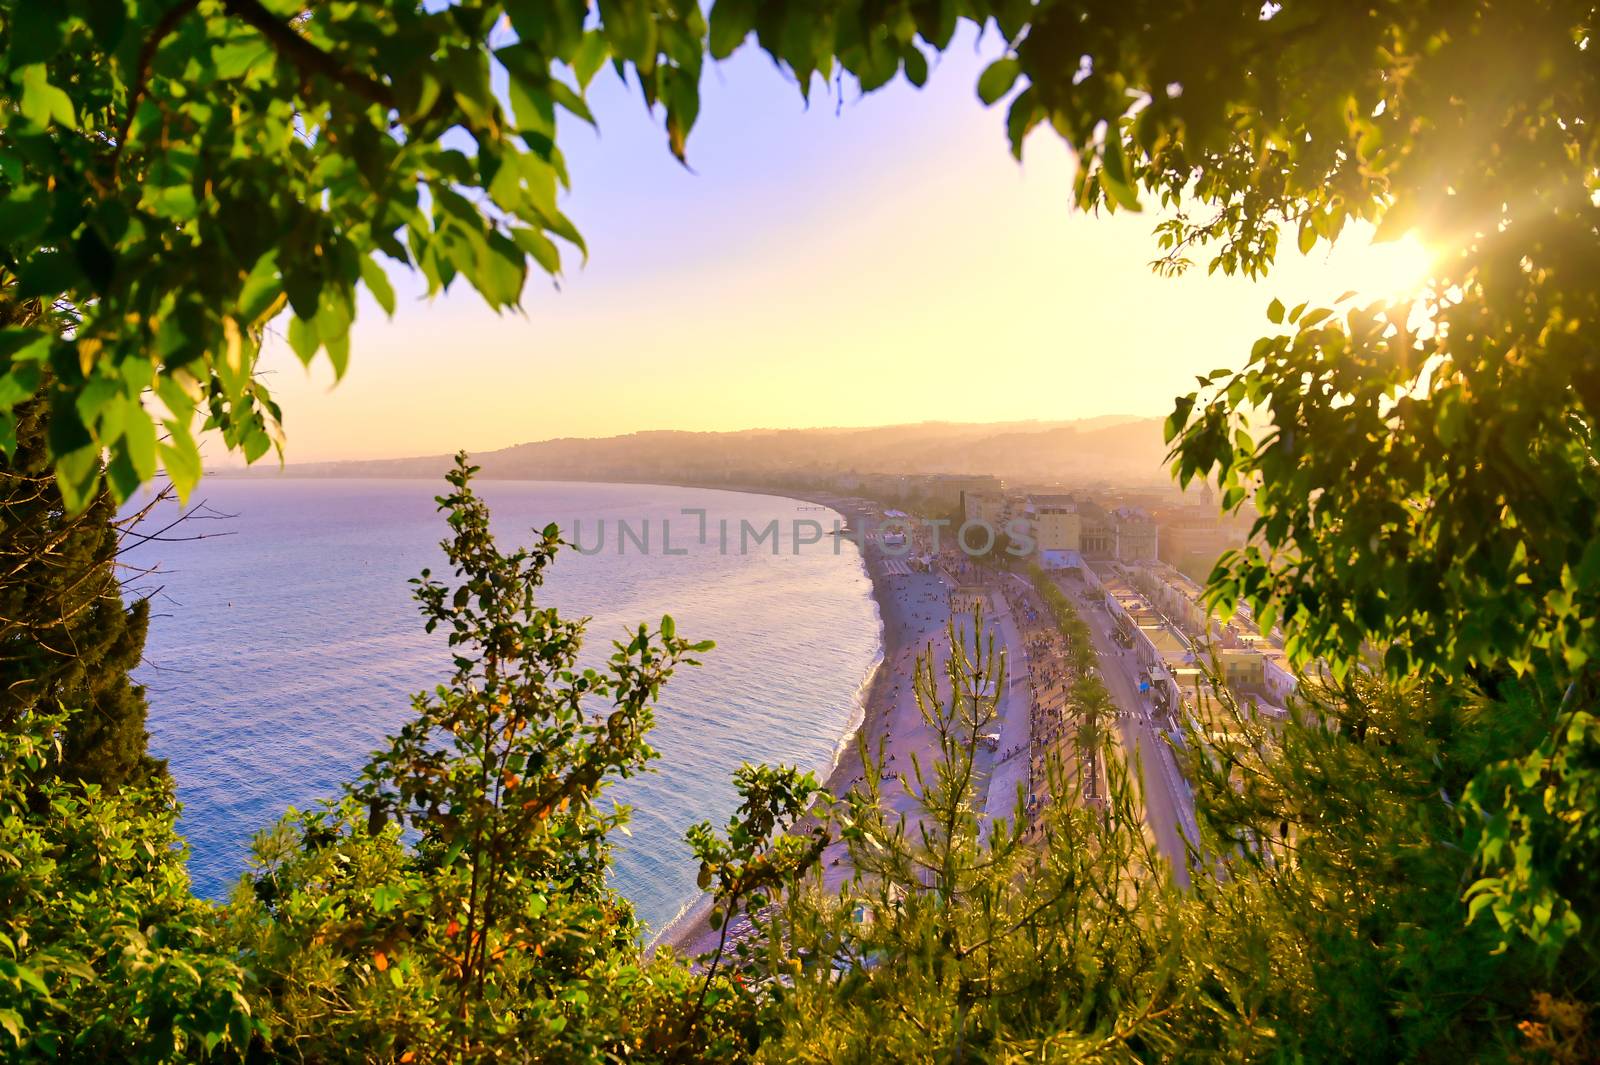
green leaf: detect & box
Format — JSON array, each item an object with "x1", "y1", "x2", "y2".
[
  {"x1": 659, "y1": 65, "x2": 699, "y2": 161},
  {"x1": 1297, "y1": 218, "x2": 1317, "y2": 255},
  {"x1": 508, "y1": 77, "x2": 556, "y2": 142},
  {"x1": 708, "y1": 0, "x2": 757, "y2": 59},
  {"x1": 11, "y1": 964, "x2": 48, "y2": 999},
  {"x1": 571, "y1": 32, "x2": 609, "y2": 89},
  {"x1": 1266, "y1": 298, "x2": 1285, "y2": 324},
  {"x1": 360, "y1": 256, "x2": 397, "y2": 315},
  {"x1": 17, "y1": 251, "x2": 79, "y2": 299},
  {"x1": 212, "y1": 39, "x2": 274, "y2": 80},
  {"x1": 1005, "y1": 87, "x2": 1039, "y2": 160},
  {"x1": 902, "y1": 47, "x2": 928, "y2": 88},
  {"x1": 106, "y1": 442, "x2": 142, "y2": 502},
  {"x1": 477, "y1": 230, "x2": 529, "y2": 307},
  {"x1": 8, "y1": 6, "x2": 69, "y2": 66},
  {"x1": 82, "y1": 0, "x2": 128, "y2": 49},
  {"x1": 977, "y1": 58, "x2": 1021, "y2": 105},
  {"x1": 0, "y1": 186, "x2": 49, "y2": 244},
  {"x1": 54, "y1": 446, "x2": 100, "y2": 512},
  {"x1": 17, "y1": 65, "x2": 77, "y2": 129},
  {"x1": 1098, "y1": 132, "x2": 1141, "y2": 212},
  {"x1": 372, "y1": 884, "x2": 404, "y2": 913},
  {"x1": 511, "y1": 227, "x2": 561, "y2": 275},
  {"x1": 548, "y1": 77, "x2": 596, "y2": 127},
  {"x1": 323, "y1": 330, "x2": 350, "y2": 379},
  {"x1": 242, "y1": 425, "x2": 272, "y2": 463},
  {"x1": 160, "y1": 431, "x2": 203, "y2": 503},
  {"x1": 124, "y1": 405, "x2": 158, "y2": 482},
  {"x1": 601, "y1": 0, "x2": 657, "y2": 68},
  {"x1": 239, "y1": 251, "x2": 284, "y2": 325},
  {"x1": 149, "y1": 183, "x2": 199, "y2": 221},
  {"x1": 75, "y1": 228, "x2": 116, "y2": 290},
  {"x1": 287, "y1": 315, "x2": 320, "y2": 366}
]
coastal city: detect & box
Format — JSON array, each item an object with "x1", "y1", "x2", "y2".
[{"x1": 666, "y1": 469, "x2": 1293, "y2": 953}]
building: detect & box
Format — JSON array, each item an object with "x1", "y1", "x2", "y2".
[
  {"x1": 924, "y1": 474, "x2": 1003, "y2": 510},
  {"x1": 1131, "y1": 565, "x2": 1212, "y2": 637},
  {"x1": 1079, "y1": 502, "x2": 1115, "y2": 559},
  {"x1": 1149, "y1": 500, "x2": 1255, "y2": 583},
  {"x1": 1112, "y1": 508, "x2": 1158, "y2": 562},
  {"x1": 1217, "y1": 648, "x2": 1266, "y2": 691},
  {"x1": 859, "y1": 473, "x2": 912, "y2": 501},
  {"x1": 962, "y1": 491, "x2": 1008, "y2": 530},
  {"x1": 1025, "y1": 493, "x2": 1082, "y2": 568}
]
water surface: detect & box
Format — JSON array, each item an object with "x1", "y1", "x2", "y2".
[{"x1": 126, "y1": 478, "x2": 879, "y2": 933}]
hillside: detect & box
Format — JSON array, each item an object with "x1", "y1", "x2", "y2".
[{"x1": 227, "y1": 416, "x2": 1171, "y2": 487}]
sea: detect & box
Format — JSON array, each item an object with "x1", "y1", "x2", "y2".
[{"x1": 122, "y1": 478, "x2": 881, "y2": 936}]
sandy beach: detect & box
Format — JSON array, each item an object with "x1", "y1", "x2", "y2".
[{"x1": 653, "y1": 491, "x2": 1028, "y2": 958}]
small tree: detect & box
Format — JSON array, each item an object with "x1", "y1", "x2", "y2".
[
  {"x1": 681, "y1": 761, "x2": 824, "y2": 1054},
  {"x1": 231, "y1": 453, "x2": 721, "y2": 1061},
  {"x1": 746, "y1": 609, "x2": 1185, "y2": 1061}
]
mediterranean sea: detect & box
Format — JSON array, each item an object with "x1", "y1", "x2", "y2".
[{"x1": 124, "y1": 478, "x2": 880, "y2": 935}]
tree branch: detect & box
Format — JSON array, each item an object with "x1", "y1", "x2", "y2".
[
  {"x1": 221, "y1": 0, "x2": 396, "y2": 109},
  {"x1": 111, "y1": 0, "x2": 203, "y2": 179}
]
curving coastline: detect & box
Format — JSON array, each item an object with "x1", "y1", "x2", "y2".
[{"x1": 649, "y1": 486, "x2": 930, "y2": 956}]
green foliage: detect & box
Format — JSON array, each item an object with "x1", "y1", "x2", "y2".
[
  {"x1": 2, "y1": 460, "x2": 1592, "y2": 1062},
  {"x1": 1150, "y1": 4, "x2": 1600, "y2": 964},
  {"x1": 682, "y1": 762, "x2": 822, "y2": 1053},
  {"x1": 0, "y1": 364, "x2": 162, "y2": 790},
  {"x1": 1177, "y1": 678, "x2": 1563, "y2": 1061},
  {"x1": 751, "y1": 612, "x2": 1177, "y2": 1060},
  {"x1": 0, "y1": 708, "x2": 258, "y2": 1061},
  {"x1": 16, "y1": 0, "x2": 1573, "y2": 517},
  {"x1": 229, "y1": 452, "x2": 724, "y2": 1061},
  {"x1": 734, "y1": 629, "x2": 1575, "y2": 1061},
  {"x1": 5, "y1": 0, "x2": 1598, "y2": 1054},
  {"x1": 1029, "y1": 564, "x2": 1114, "y2": 746},
  {"x1": 688, "y1": 762, "x2": 824, "y2": 934},
  {"x1": 0, "y1": 0, "x2": 711, "y2": 507},
  {"x1": 1463, "y1": 704, "x2": 1600, "y2": 957}
]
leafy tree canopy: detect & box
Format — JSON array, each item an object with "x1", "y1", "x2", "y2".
[{"x1": 5, "y1": 0, "x2": 1584, "y2": 513}]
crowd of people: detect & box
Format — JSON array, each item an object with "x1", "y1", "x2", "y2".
[{"x1": 998, "y1": 577, "x2": 1100, "y2": 835}]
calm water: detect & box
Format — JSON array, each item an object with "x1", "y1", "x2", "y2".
[{"x1": 124, "y1": 478, "x2": 880, "y2": 934}]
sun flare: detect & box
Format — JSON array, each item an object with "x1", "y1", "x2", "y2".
[{"x1": 1323, "y1": 230, "x2": 1436, "y2": 304}]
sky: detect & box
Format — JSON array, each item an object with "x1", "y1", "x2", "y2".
[{"x1": 245, "y1": 23, "x2": 1432, "y2": 465}]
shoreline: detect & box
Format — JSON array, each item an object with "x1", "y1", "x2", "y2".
[
  {"x1": 650, "y1": 487, "x2": 932, "y2": 957},
  {"x1": 201, "y1": 470, "x2": 909, "y2": 954},
  {"x1": 648, "y1": 530, "x2": 894, "y2": 954}
]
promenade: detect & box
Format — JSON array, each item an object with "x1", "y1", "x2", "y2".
[
  {"x1": 661, "y1": 504, "x2": 1205, "y2": 959},
  {"x1": 1055, "y1": 570, "x2": 1201, "y2": 886}
]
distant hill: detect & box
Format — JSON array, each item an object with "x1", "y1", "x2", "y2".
[{"x1": 224, "y1": 416, "x2": 1171, "y2": 488}]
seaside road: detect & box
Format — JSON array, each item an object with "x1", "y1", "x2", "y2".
[
  {"x1": 1056, "y1": 573, "x2": 1199, "y2": 888},
  {"x1": 1017, "y1": 569, "x2": 1196, "y2": 882},
  {"x1": 982, "y1": 589, "x2": 1032, "y2": 824}
]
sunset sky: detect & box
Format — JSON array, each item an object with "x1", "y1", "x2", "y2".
[{"x1": 248, "y1": 23, "x2": 1430, "y2": 465}]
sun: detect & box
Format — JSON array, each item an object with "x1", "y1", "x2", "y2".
[
  {"x1": 1305, "y1": 228, "x2": 1436, "y2": 305},
  {"x1": 1355, "y1": 232, "x2": 1435, "y2": 301}
]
